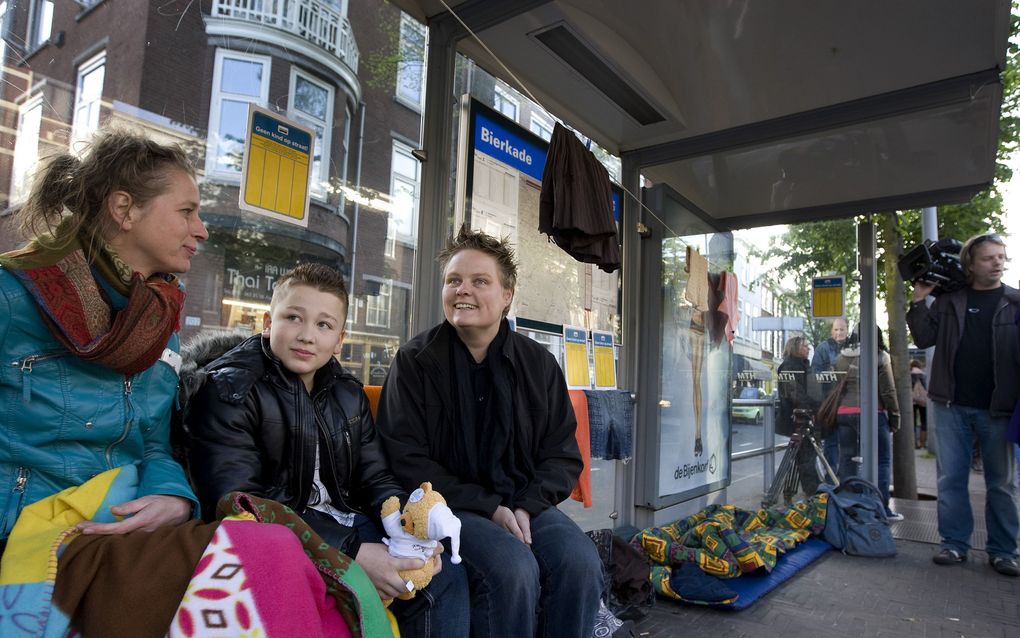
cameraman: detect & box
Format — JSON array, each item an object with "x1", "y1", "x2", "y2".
[{"x1": 906, "y1": 233, "x2": 1020, "y2": 577}]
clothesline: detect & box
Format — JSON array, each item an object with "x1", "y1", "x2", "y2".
[{"x1": 437, "y1": 0, "x2": 689, "y2": 246}]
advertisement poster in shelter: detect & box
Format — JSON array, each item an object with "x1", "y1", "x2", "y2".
[{"x1": 656, "y1": 234, "x2": 732, "y2": 500}]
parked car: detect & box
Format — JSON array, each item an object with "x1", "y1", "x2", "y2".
[{"x1": 732, "y1": 386, "x2": 768, "y2": 424}]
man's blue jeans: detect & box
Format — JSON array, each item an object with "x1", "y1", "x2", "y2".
[
  {"x1": 931, "y1": 403, "x2": 1019, "y2": 560},
  {"x1": 455, "y1": 506, "x2": 603, "y2": 638}
]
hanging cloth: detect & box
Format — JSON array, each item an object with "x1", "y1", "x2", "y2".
[{"x1": 539, "y1": 123, "x2": 621, "y2": 273}]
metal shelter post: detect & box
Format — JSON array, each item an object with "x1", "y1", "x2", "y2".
[
  {"x1": 921, "y1": 207, "x2": 939, "y2": 454},
  {"x1": 616, "y1": 156, "x2": 643, "y2": 528},
  {"x1": 858, "y1": 219, "x2": 878, "y2": 485}
]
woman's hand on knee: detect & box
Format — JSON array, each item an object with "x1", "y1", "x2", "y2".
[
  {"x1": 356, "y1": 542, "x2": 426, "y2": 599},
  {"x1": 76, "y1": 494, "x2": 191, "y2": 535},
  {"x1": 491, "y1": 505, "x2": 529, "y2": 543},
  {"x1": 513, "y1": 508, "x2": 532, "y2": 544}
]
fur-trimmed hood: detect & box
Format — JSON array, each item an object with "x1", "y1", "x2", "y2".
[{"x1": 178, "y1": 330, "x2": 250, "y2": 406}]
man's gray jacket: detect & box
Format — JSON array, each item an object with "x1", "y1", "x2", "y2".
[{"x1": 906, "y1": 284, "x2": 1020, "y2": 416}]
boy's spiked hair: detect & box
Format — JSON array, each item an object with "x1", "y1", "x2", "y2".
[{"x1": 271, "y1": 263, "x2": 350, "y2": 320}]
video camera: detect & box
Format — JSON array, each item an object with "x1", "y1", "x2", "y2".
[{"x1": 897, "y1": 238, "x2": 966, "y2": 296}]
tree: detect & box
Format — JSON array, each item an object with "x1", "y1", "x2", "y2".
[{"x1": 759, "y1": 9, "x2": 1019, "y2": 500}]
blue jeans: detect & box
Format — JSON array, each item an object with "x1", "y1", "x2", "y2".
[
  {"x1": 836, "y1": 414, "x2": 860, "y2": 483},
  {"x1": 456, "y1": 506, "x2": 603, "y2": 638},
  {"x1": 303, "y1": 510, "x2": 470, "y2": 638},
  {"x1": 823, "y1": 432, "x2": 839, "y2": 475},
  {"x1": 931, "y1": 403, "x2": 1019, "y2": 559},
  {"x1": 584, "y1": 390, "x2": 634, "y2": 460},
  {"x1": 835, "y1": 413, "x2": 894, "y2": 512}
]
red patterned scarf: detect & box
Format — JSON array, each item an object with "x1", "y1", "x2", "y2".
[{"x1": 0, "y1": 232, "x2": 184, "y2": 375}]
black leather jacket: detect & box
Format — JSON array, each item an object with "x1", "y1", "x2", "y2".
[{"x1": 184, "y1": 335, "x2": 403, "y2": 552}]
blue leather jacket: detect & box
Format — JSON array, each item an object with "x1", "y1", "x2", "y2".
[{"x1": 0, "y1": 267, "x2": 197, "y2": 540}]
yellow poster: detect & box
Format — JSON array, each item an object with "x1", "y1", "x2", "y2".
[
  {"x1": 563, "y1": 326, "x2": 591, "y2": 389},
  {"x1": 239, "y1": 106, "x2": 313, "y2": 227},
  {"x1": 592, "y1": 330, "x2": 617, "y2": 389}
]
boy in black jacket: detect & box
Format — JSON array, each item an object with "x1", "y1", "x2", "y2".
[{"x1": 184, "y1": 263, "x2": 467, "y2": 636}]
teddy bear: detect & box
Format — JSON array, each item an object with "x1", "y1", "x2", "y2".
[{"x1": 380, "y1": 482, "x2": 462, "y2": 602}]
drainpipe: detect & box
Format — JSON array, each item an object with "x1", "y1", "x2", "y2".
[{"x1": 346, "y1": 99, "x2": 366, "y2": 330}]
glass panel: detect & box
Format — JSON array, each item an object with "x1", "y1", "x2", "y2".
[
  {"x1": 396, "y1": 14, "x2": 425, "y2": 107},
  {"x1": 221, "y1": 58, "x2": 263, "y2": 96},
  {"x1": 215, "y1": 99, "x2": 250, "y2": 172},
  {"x1": 294, "y1": 76, "x2": 328, "y2": 120}
]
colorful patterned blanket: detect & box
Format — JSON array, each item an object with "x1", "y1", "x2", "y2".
[
  {"x1": 0, "y1": 466, "x2": 392, "y2": 637},
  {"x1": 634, "y1": 495, "x2": 828, "y2": 600}
]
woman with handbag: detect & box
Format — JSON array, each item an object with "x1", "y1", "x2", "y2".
[{"x1": 834, "y1": 327, "x2": 903, "y2": 521}]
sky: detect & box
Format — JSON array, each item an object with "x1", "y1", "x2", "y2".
[{"x1": 999, "y1": 156, "x2": 1020, "y2": 289}]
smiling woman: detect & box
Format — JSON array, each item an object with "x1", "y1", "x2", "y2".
[{"x1": 377, "y1": 225, "x2": 604, "y2": 638}]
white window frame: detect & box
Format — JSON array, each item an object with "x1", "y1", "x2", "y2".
[
  {"x1": 395, "y1": 13, "x2": 426, "y2": 111},
  {"x1": 493, "y1": 85, "x2": 518, "y2": 121},
  {"x1": 365, "y1": 280, "x2": 393, "y2": 328},
  {"x1": 288, "y1": 67, "x2": 334, "y2": 199},
  {"x1": 10, "y1": 95, "x2": 44, "y2": 203},
  {"x1": 529, "y1": 111, "x2": 553, "y2": 141},
  {"x1": 71, "y1": 51, "x2": 106, "y2": 147},
  {"x1": 205, "y1": 49, "x2": 271, "y2": 180},
  {"x1": 386, "y1": 140, "x2": 421, "y2": 257},
  {"x1": 28, "y1": 0, "x2": 52, "y2": 50},
  {"x1": 339, "y1": 106, "x2": 352, "y2": 210}
]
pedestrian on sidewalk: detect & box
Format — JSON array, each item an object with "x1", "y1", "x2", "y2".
[
  {"x1": 906, "y1": 232, "x2": 1020, "y2": 577},
  {"x1": 812, "y1": 317, "x2": 848, "y2": 473}
]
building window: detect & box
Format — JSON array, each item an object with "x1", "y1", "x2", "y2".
[
  {"x1": 28, "y1": 0, "x2": 52, "y2": 50},
  {"x1": 10, "y1": 96, "x2": 43, "y2": 202},
  {"x1": 386, "y1": 141, "x2": 420, "y2": 257},
  {"x1": 206, "y1": 50, "x2": 271, "y2": 177},
  {"x1": 493, "y1": 85, "x2": 518, "y2": 121},
  {"x1": 288, "y1": 68, "x2": 333, "y2": 197},
  {"x1": 529, "y1": 112, "x2": 553, "y2": 141},
  {"x1": 395, "y1": 13, "x2": 426, "y2": 110},
  {"x1": 365, "y1": 281, "x2": 392, "y2": 328},
  {"x1": 72, "y1": 52, "x2": 106, "y2": 146}
]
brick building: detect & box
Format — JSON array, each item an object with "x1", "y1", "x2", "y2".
[{"x1": 0, "y1": 0, "x2": 429, "y2": 382}]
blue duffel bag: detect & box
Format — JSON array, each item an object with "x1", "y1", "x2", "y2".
[{"x1": 817, "y1": 478, "x2": 897, "y2": 557}]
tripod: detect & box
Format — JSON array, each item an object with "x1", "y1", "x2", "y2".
[{"x1": 763, "y1": 409, "x2": 839, "y2": 508}]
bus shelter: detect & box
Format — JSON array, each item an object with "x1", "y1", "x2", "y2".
[{"x1": 390, "y1": 0, "x2": 1009, "y2": 527}]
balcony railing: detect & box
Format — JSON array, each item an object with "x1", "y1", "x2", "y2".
[{"x1": 211, "y1": 0, "x2": 359, "y2": 73}]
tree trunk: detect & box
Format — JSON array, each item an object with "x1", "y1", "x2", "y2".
[{"x1": 880, "y1": 212, "x2": 918, "y2": 500}]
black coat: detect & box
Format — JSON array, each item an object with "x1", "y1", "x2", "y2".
[
  {"x1": 184, "y1": 335, "x2": 403, "y2": 553},
  {"x1": 906, "y1": 284, "x2": 1020, "y2": 416},
  {"x1": 777, "y1": 357, "x2": 811, "y2": 437},
  {"x1": 376, "y1": 321, "x2": 582, "y2": 518}
]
